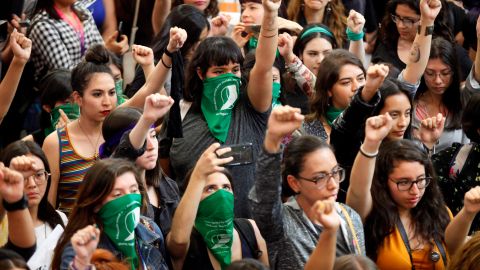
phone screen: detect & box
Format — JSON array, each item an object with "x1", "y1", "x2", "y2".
[{"x1": 219, "y1": 143, "x2": 254, "y2": 166}]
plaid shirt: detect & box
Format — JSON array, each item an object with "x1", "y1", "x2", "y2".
[{"x1": 29, "y1": 4, "x2": 103, "y2": 80}]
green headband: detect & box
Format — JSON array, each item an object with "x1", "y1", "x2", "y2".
[{"x1": 300, "y1": 26, "x2": 334, "y2": 40}]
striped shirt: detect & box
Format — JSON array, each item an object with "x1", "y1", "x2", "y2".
[{"x1": 57, "y1": 126, "x2": 97, "y2": 215}]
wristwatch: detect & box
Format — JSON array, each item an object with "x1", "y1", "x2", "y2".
[{"x1": 2, "y1": 195, "x2": 28, "y2": 212}]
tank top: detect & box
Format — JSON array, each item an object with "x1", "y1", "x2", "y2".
[{"x1": 57, "y1": 126, "x2": 97, "y2": 215}]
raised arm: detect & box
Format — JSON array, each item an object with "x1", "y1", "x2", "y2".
[
  {"x1": 247, "y1": 0, "x2": 281, "y2": 112},
  {"x1": 1, "y1": 160, "x2": 36, "y2": 255},
  {"x1": 167, "y1": 143, "x2": 233, "y2": 268},
  {"x1": 0, "y1": 30, "x2": 31, "y2": 125},
  {"x1": 152, "y1": 0, "x2": 171, "y2": 36},
  {"x1": 304, "y1": 200, "x2": 340, "y2": 270},
  {"x1": 445, "y1": 186, "x2": 480, "y2": 255},
  {"x1": 278, "y1": 32, "x2": 316, "y2": 97},
  {"x1": 346, "y1": 10, "x2": 367, "y2": 68},
  {"x1": 43, "y1": 131, "x2": 61, "y2": 207},
  {"x1": 121, "y1": 27, "x2": 186, "y2": 109},
  {"x1": 128, "y1": 94, "x2": 174, "y2": 149},
  {"x1": 249, "y1": 106, "x2": 304, "y2": 241},
  {"x1": 347, "y1": 113, "x2": 393, "y2": 221},
  {"x1": 401, "y1": 0, "x2": 441, "y2": 85},
  {"x1": 131, "y1": 45, "x2": 155, "y2": 80}
]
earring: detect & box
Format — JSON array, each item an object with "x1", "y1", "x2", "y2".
[{"x1": 326, "y1": 2, "x2": 332, "y2": 13}]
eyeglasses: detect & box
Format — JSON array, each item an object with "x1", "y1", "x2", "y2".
[
  {"x1": 424, "y1": 69, "x2": 453, "y2": 80},
  {"x1": 24, "y1": 170, "x2": 50, "y2": 185},
  {"x1": 389, "y1": 176, "x2": 432, "y2": 191},
  {"x1": 391, "y1": 14, "x2": 420, "y2": 28},
  {"x1": 297, "y1": 167, "x2": 345, "y2": 189}
]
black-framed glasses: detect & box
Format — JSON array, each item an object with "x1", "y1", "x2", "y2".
[
  {"x1": 389, "y1": 176, "x2": 432, "y2": 191},
  {"x1": 24, "y1": 170, "x2": 50, "y2": 185},
  {"x1": 297, "y1": 167, "x2": 345, "y2": 189},
  {"x1": 391, "y1": 14, "x2": 420, "y2": 28}
]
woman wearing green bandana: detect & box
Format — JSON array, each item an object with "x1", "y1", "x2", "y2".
[
  {"x1": 168, "y1": 143, "x2": 269, "y2": 270},
  {"x1": 169, "y1": 0, "x2": 281, "y2": 219},
  {"x1": 51, "y1": 159, "x2": 170, "y2": 270}
]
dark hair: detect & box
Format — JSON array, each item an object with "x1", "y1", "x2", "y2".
[
  {"x1": 171, "y1": 0, "x2": 219, "y2": 17},
  {"x1": 33, "y1": 0, "x2": 87, "y2": 21},
  {"x1": 281, "y1": 135, "x2": 332, "y2": 197},
  {"x1": 333, "y1": 254, "x2": 378, "y2": 270},
  {"x1": 462, "y1": 93, "x2": 480, "y2": 143},
  {"x1": 0, "y1": 248, "x2": 29, "y2": 270},
  {"x1": 365, "y1": 139, "x2": 450, "y2": 260},
  {"x1": 372, "y1": 78, "x2": 414, "y2": 139},
  {"x1": 52, "y1": 159, "x2": 147, "y2": 270},
  {"x1": 39, "y1": 69, "x2": 73, "y2": 130},
  {"x1": 182, "y1": 167, "x2": 234, "y2": 194},
  {"x1": 448, "y1": 232, "x2": 480, "y2": 270},
  {"x1": 293, "y1": 23, "x2": 338, "y2": 56},
  {"x1": 379, "y1": 0, "x2": 453, "y2": 50},
  {"x1": 416, "y1": 37, "x2": 462, "y2": 130},
  {"x1": 184, "y1": 37, "x2": 244, "y2": 107},
  {"x1": 307, "y1": 49, "x2": 365, "y2": 122},
  {"x1": 243, "y1": 51, "x2": 286, "y2": 105},
  {"x1": 101, "y1": 107, "x2": 165, "y2": 189},
  {"x1": 1, "y1": 140, "x2": 65, "y2": 230},
  {"x1": 151, "y1": 5, "x2": 210, "y2": 63},
  {"x1": 226, "y1": 258, "x2": 269, "y2": 270},
  {"x1": 71, "y1": 44, "x2": 113, "y2": 96}
]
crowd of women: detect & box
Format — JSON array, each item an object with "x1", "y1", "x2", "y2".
[{"x1": 1, "y1": 0, "x2": 480, "y2": 269}]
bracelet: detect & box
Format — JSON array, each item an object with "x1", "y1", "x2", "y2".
[
  {"x1": 2, "y1": 195, "x2": 28, "y2": 212},
  {"x1": 164, "y1": 48, "x2": 174, "y2": 58},
  {"x1": 359, "y1": 144, "x2": 378, "y2": 158},
  {"x1": 346, "y1": 28, "x2": 364, "y2": 41},
  {"x1": 261, "y1": 32, "x2": 277, "y2": 38},
  {"x1": 160, "y1": 57, "x2": 172, "y2": 69},
  {"x1": 417, "y1": 25, "x2": 434, "y2": 36}
]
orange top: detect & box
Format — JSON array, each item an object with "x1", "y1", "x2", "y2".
[
  {"x1": 376, "y1": 226, "x2": 448, "y2": 270},
  {"x1": 376, "y1": 209, "x2": 453, "y2": 270}
]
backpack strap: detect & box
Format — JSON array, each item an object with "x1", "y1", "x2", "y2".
[{"x1": 233, "y1": 218, "x2": 262, "y2": 259}]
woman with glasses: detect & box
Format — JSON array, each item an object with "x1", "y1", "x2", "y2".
[
  {"x1": 249, "y1": 106, "x2": 365, "y2": 270},
  {"x1": 372, "y1": 0, "x2": 472, "y2": 80},
  {"x1": 1, "y1": 140, "x2": 68, "y2": 268},
  {"x1": 413, "y1": 37, "x2": 472, "y2": 152},
  {"x1": 347, "y1": 113, "x2": 458, "y2": 269}
]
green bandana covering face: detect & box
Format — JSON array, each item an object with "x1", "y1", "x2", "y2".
[
  {"x1": 326, "y1": 106, "x2": 344, "y2": 126},
  {"x1": 201, "y1": 73, "x2": 241, "y2": 143},
  {"x1": 272, "y1": 82, "x2": 282, "y2": 108},
  {"x1": 45, "y1": 103, "x2": 80, "y2": 136},
  {"x1": 115, "y1": 79, "x2": 127, "y2": 105},
  {"x1": 99, "y1": 193, "x2": 142, "y2": 270},
  {"x1": 195, "y1": 189, "x2": 235, "y2": 269}
]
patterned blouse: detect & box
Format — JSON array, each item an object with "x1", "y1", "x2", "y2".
[{"x1": 29, "y1": 3, "x2": 103, "y2": 80}]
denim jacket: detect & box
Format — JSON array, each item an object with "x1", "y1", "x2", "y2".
[{"x1": 60, "y1": 216, "x2": 169, "y2": 270}]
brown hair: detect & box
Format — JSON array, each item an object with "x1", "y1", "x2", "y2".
[
  {"x1": 448, "y1": 232, "x2": 480, "y2": 270},
  {"x1": 91, "y1": 249, "x2": 130, "y2": 270}
]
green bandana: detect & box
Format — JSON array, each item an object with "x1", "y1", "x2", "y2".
[
  {"x1": 326, "y1": 106, "x2": 344, "y2": 126},
  {"x1": 247, "y1": 37, "x2": 258, "y2": 52},
  {"x1": 195, "y1": 189, "x2": 235, "y2": 270},
  {"x1": 45, "y1": 103, "x2": 80, "y2": 136},
  {"x1": 98, "y1": 193, "x2": 142, "y2": 270},
  {"x1": 115, "y1": 79, "x2": 127, "y2": 105},
  {"x1": 201, "y1": 73, "x2": 241, "y2": 143},
  {"x1": 272, "y1": 82, "x2": 282, "y2": 108}
]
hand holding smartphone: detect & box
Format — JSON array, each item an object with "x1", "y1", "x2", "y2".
[
  {"x1": 217, "y1": 143, "x2": 254, "y2": 166},
  {"x1": 116, "y1": 21, "x2": 124, "y2": 42},
  {"x1": 241, "y1": 24, "x2": 260, "y2": 39}
]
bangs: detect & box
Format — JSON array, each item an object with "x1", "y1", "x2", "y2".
[{"x1": 199, "y1": 37, "x2": 244, "y2": 68}]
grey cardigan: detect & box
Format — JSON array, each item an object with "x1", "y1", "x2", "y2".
[{"x1": 249, "y1": 147, "x2": 365, "y2": 270}]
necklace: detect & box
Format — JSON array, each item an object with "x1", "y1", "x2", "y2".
[{"x1": 77, "y1": 118, "x2": 101, "y2": 159}]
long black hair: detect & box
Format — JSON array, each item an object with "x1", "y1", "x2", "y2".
[
  {"x1": 415, "y1": 37, "x2": 462, "y2": 130},
  {"x1": 365, "y1": 139, "x2": 450, "y2": 260},
  {"x1": 1, "y1": 140, "x2": 65, "y2": 230}
]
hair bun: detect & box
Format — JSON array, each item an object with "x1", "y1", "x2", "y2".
[{"x1": 84, "y1": 44, "x2": 110, "y2": 65}]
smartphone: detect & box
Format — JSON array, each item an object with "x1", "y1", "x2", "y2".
[
  {"x1": 241, "y1": 24, "x2": 260, "y2": 38},
  {"x1": 219, "y1": 143, "x2": 254, "y2": 166},
  {"x1": 116, "y1": 21, "x2": 123, "y2": 42}
]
